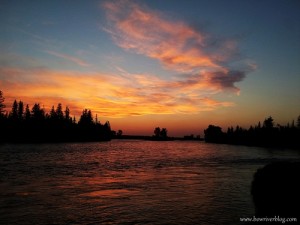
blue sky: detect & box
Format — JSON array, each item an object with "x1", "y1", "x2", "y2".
[{"x1": 1, "y1": 0, "x2": 299, "y2": 136}]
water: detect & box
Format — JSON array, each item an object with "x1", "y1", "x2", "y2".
[{"x1": 0, "y1": 140, "x2": 299, "y2": 225}]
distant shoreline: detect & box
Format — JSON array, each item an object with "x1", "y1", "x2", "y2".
[{"x1": 112, "y1": 135, "x2": 204, "y2": 141}]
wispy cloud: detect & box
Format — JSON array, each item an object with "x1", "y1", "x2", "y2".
[
  {"x1": 103, "y1": 0, "x2": 216, "y2": 72},
  {"x1": 0, "y1": 66, "x2": 234, "y2": 117},
  {"x1": 0, "y1": 1, "x2": 255, "y2": 118},
  {"x1": 103, "y1": 0, "x2": 254, "y2": 93},
  {"x1": 45, "y1": 50, "x2": 91, "y2": 67}
]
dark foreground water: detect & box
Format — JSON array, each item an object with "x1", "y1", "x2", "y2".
[{"x1": 0, "y1": 140, "x2": 299, "y2": 225}]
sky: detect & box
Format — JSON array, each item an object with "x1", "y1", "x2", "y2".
[{"x1": 1, "y1": 0, "x2": 300, "y2": 136}]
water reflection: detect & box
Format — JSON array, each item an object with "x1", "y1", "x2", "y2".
[{"x1": 0, "y1": 141, "x2": 299, "y2": 225}]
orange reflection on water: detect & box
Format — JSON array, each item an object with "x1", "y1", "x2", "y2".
[{"x1": 80, "y1": 189, "x2": 138, "y2": 198}]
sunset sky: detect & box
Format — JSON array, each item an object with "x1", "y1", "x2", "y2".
[{"x1": 1, "y1": 0, "x2": 300, "y2": 136}]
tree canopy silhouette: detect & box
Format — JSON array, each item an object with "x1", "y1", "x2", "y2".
[
  {"x1": 0, "y1": 90, "x2": 111, "y2": 143},
  {"x1": 263, "y1": 116, "x2": 274, "y2": 129},
  {"x1": 204, "y1": 125, "x2": 225, "y2": 143},
  {"x1": 204, "y1": 116, "x2": 300, "y2": 149},
  {"x1": 0, "y1": 90, "x2": 5, "y2": 115},
  {"x1": 152, "y1": 127, "x2": 169, "y2": 140}
]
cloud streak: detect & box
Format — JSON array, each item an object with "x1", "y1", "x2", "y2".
[
  {"x1": 103, "y1": 0, "x2": 216, "y2": 72},
  {"x1": 0, "y1": 1, "x2": 255, "y2": 119},
  {"x1": 45, "y1": 50, "x2": 91, "y2": 67},
  {"x1": 103, "y1": 0, "x2": 254, "y2": 93},
  {"x1": 0, "y1": 66, "x2": 234, "y2": 118}
]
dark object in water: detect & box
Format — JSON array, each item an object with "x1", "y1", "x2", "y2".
[{"x1": 251, "y1": 162, "x2": 300, "y2": 218}]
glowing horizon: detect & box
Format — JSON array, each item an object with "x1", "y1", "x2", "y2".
[{"x1": 1, "y1": 0, "x2": 299, "y2": 136}]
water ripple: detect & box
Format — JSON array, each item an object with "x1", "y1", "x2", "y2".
[{"x1": 1, "y1": 141, "x2": 299, "y2": 224}]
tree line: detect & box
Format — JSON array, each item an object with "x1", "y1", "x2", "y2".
[
  {"x1": 153, "y1": 127, "x2": 168, "y2": 140},
  {"x1": 0, "y1": 90, "x2": 111, "y2": 143},
  {"x1": 204, "y1": 116, "x2": 300, "y2": 149}
]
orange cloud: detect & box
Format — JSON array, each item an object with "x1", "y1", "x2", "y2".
[
  {"x1": 103, "y1": 0, "x2": 218, "y2": 73},
  {"x1": 103, "y1": 0, "x2": 254, "y2": 93},
  {"x1": 0, "y1": 66, "x2": 234, "y2": 118}
]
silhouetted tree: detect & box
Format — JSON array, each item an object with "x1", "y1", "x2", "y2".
[
  {"x1": 117, "y1": 129, "x2": 123, "y2": 137},
  {"x1": 205, "y1": 116, "x2": 300, "y2": 148},
  {"x1": 56, "y1": 103, "x2": 64, "y2": 120},
  {"x1": 104, "y1": 121, "x2": 111, "y2": 135},
  {"x1": 263, "y1": 116, "x2": 274, "y2": 129},
  {"x1": 291, "y1": 120, "x2": 295, "y2": 128},
  {"x1": 65, "y1": 106, "x2": 70, "y2": 121},
  {"x1": 0, "y1": 90, "x2": 5, "y2": 115},
  {"x1": 0, "y1": 98, "x2": 112, "y2": 143},
  {"x1": 31, "y1": 103, "x2": 45, "y2": 120},
  {"x1": 78, "y1": 109, "x2": 93, "y2": 126},
  {"x1": 95, "y1": 114, "x2": 98, "y2": 124},
  {"x1": 257, "y1": 121, "x2": 261, "y2": 129},
  {"x1": 50, "y1": 106, "x2": 56, "y2": 119},
  {"x1": 10, "y1": 100, "x2": 18, "y2": 120},
  {"x1": 227, "y1": 127, "x2": 234, "y2": 134},
  {"x1": 297, "y1": 115, "x2": 300, "y2": 129},
  {"x1": 104, "y1": 121, "x2": 110, "y2": 129},
  {"x1": 160, "y1": 128, "x2": 168, "y2": 138},
  {"x1": 204, "y1": 125, "x2": 225, "y2": 143},
  {"x1": 25, "y1": 104, "x2": 31, "y2": 121},
  {"x1": 18, "y1": 101, "x2": 24, "y2": 120},
  {"x1": 154, "y1": 127, "x2": 161, "y2": 137}
]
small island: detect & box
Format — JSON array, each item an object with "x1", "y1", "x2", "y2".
[{"x1": 111, "y1": 126, "x2": 203, "y2": 141}]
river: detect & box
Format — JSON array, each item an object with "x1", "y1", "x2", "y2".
[{"x1": 0, "y1": 140, "x2": 299, "y2": 224}]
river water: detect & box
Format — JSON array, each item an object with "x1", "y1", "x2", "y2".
[{"x1": 0, "y1": 140, "x2": 299, "y2": 225}]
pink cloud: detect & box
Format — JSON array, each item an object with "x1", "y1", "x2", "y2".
[
  {"x1": 103, "y1": 0, "x2": 217, "y2": 73},
  {"x1": 103, "y1": 0, "x2": 254, "y2": 92}
]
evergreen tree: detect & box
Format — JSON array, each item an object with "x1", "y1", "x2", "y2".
[
  {"x1": 263, "y1": 116, "x2": 274, "y2": 129},
  {"x1": 31, "y1": 103, "x2": 45, "y2": 120},
  {"x1": 18, "y1": 101, "x2": 24, "y2": 120},
  {"x1": 78, "y1": 109, "x2": 93, "y2": 126},
  {"x1": 104, "y1": 121, "x2": 111, "y2": 130},
  {"x1": 50, "y1": 106, "x2": 56, "y2": 119},
  {"x1": 0, "y1": 90, "x2": 5, "y2": 115},
  {"x1": 25, "y1": 104, "x2": 31, "y2": 120},
  {"x1": 10, "y1": 100, "x2": 18, "y2": 120},
  {"x1": 291, "y1": 120, "x2": 295, "y2": 128},
  {"x1": 154, "y1": 127, "x2": 161, "y2": 137},
  {"x1": 65, "y1": 106, "x2": 70, "y2": 121},
  {"x1": 0, "y1": 98, "x2": 112, "y2": 142},
  {"x1": 257, "y1": 121, "x2": 261, "y2": 129},
  {"x1": 56, "y1": 103, "x2": 64, "y2": 120},
  {"x1": 95, "y1": 114, "x2": 98, "y2": 124},
  {"x1": 160, "y1": 128, "x2": 168, "y2": 138}
]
